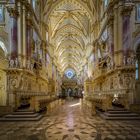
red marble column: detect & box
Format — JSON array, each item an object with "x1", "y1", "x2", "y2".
[
  {"x1": 8, "y1": 9, "x2": 18, "y2": 60},
  {"x1": 107, "y1": 16, "x2": 114, "y2": 66},
  {"x1": 122, "y1": 15, "x2": 131, "y2": 56},
  {"x1": 26, "y1": 23, "x2": 32, "y2": 60}
]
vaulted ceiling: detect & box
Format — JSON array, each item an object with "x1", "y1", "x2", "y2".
[{"x1": 44, "y1": 0, "x2": 96, "y2": 76}]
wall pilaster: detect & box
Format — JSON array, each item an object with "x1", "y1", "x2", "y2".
[{"x1": 22, "y1": 4, "x2": 26, "y2": 68}]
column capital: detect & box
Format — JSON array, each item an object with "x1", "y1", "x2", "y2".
[
  {"x1": 41, "y1": 40, "x2": 46, "y2": 46},
  {"x1": 26, "y1": 14, "x2": 33, "y2": 27},
  {"x1": 7, "y1": 7, "x2": 18, "y2": 18},
  {"x1": 121, "y1": 4, "x2": 134, "y2": 16},
  {"x1": 107, "y1": 15, "x2": 114, "y2": 26},
  {"x1": 137, "y1": 52, "x2": 140, "y2": 61}
]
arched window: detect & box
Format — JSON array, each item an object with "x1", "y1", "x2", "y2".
[
  {"x1": 32, "y1": 0, "x2": 36, "y2": 9},
  {"x1": 0, "y1": 41, "x2": 7, "y2": 56},
  {"x1": 98, "y1": 48, "x2": 101, "y2": 59},
  {"x1": 136, "y1": 4, "x2": 140, "y2": 21},
  {"x1": 136, "y1": 46, "x2": 140, "y2": 80},
  {"x1": 104, "y1": 0, "x2": 108, "y2": 7},
  {"x1": 0, "y1": 5, "x2": 5, "y2": 24},
  {"x1": 136, "y1": 60, "x2": 139, "y2": 80},
  {"x1": 65, "y1": 69, "x2": 75, "y2": 79}
]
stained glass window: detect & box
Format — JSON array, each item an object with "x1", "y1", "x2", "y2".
[
  {"x1": 9, "y1": 0, "x2": 15, "y2": 3},
  {"x1": 136, "y1": 60, "x2": 139, "y2": 80},
  {"x1": 0, "y1": 41, "x2": 7, "y2": 56},
  {"x1": 65, "y1": 69, "x2": 74, "y2": 79},
  {"x1": 32, "y1": 0, "x2": 36, "y2": 9},
  {"x1": 104, "y1": 0, "x2": 108, "y2": 7},
  {"x1": 0, "y1": 5, "x2": 4, "y2": 23},
  {"x1": 66, "y1": 71, "x2": 73, "y2": 79},
  {"x1": 136, "y1": 4, "x2": 140, "y2": 21}
]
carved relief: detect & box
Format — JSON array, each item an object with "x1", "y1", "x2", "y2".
[
  {"x1": 123, "y1": 56, "x2": 136, "y2": 66},
  {"x1": 118, "y1": 74, "x2": 124, "y2": 88},
  {"x1": 110, "y1": 77, "x2": 114, "y2": 89},
  {"x1": 9, "y1": 76, "x2": 18, "y2": 90},
  {"x1": 114, "y1": 77, "x2": 118, "y2": 89},
  {"x1": 0, "y1": 70, "x2": 6, "y2": 105}
]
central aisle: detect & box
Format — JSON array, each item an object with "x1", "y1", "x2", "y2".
[
  {"x1": 46, "y1": 99, "x2": 97, "y2": 140},
  {"x1": 45, "y1": 99, "x2": 140, "y2": 140},
  {"x1": 0, "y1": 99, "x2": 140, "y2": 140}
]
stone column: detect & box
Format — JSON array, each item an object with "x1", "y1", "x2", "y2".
[
  {"x1": 94, "y1": 43, "x2": 98, "y2": 66},
  {"x1": 107, "y1": 12, "x2": 114, "y2": 68},
  {"x1": 17, "y1": 1, "x2": 22, "y2": 68},
  {"x1": 42, "y1": 42, "x2": 46, "y2": 66},
  {"x1": 135, "y1": 54, "x2": 140, "y2": 100},
  {"x1": 45, "y1": 49, "x2": 48, "y2": 67},
  {"x1": 113, "y1": 4, "x2": 118, "y2": 66},
  {"x1": 28, "y1": 0, "x2": 31, "y2": 4},
  {"x1": 138, "y1": 61, "x2": 140, "y2": 81},
  {"x1": 49, "y1": 60, "x2": 53, "y2": 79},
  {"x1": 26, "y1": 13, "x2": 32, "y2": 61},
  {"x1": 22, "y1": 4, "x2": 26, "y2": 67},
  {"x1": 135, "y1": 53, "x2": 140, "y2": 102},
  {"x1": 121, "y1": 3, "x2": 133, "y2": 64},
  {"x1": 116, "y1": 2, "x2": 123, "y2": 66},
  {"x1": 8, "y1": 8, "x2": 18, "y2": 60},
  {"x1": 138, "y1": 56, "x2": 140, "y2": 79},
  {"x1": 39, "y1": 42, "x2": 43, "y2": 65}
]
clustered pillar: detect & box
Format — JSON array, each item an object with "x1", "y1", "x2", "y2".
[
  {"x1": 137, "y1": 54, "x2": 140, "y2": 80},
  {"x1": 26, "y1": 13, "x2": 33, "y2": 62},
  {"x1": 107, "y1": 12, "x2": 114, "y2": 68},
  {"x1": 8, "y1": 8, "x2": 18, "y2": 60},
  {"x1": 22, "y1": 4, "x2": 26, "y2": 68},
  {"x1": 116, "y1": 1, "x2": 123, "y2": 66},
  {"x1": 8, "y1": 1, "x2": 34, "y2": 69},
  {"x1": 17, "y1": 1, "x2": 22, "y2": 67}
]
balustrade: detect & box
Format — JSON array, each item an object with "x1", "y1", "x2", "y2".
[{"x1": 84, "y1": 89, "x2": 131, "y2": 112}]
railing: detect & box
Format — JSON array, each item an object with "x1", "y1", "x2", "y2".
[
  {"x1": 8, "y1": 58, "x2": 43, "y2": 72},
  {"x1": 15, "y1": 90, "x2": 48, "y2": 96},
  {"x1": 93, "y1": 56, "x2": 136, "y2": 79},
  {"x1": 122, "y1": 56, "x2": 136, "y2": 66},
  {"x1": 91, "y1": 89, "x2": 134, "y2": 95}
]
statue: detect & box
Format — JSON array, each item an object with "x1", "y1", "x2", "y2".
[
  {"x1": 15, "y1": 58, "x2": 19, "y2": 68},
  {"x1": 131, "y1": 56, "x2": 136, "y2": 65},
  {"x1": 10, "y1": 59, "x2": 14, "y2": 68},
  {"x1": 127, "y1": 56, "x2": 131, "y2": 65},
  {"x1": 123, "y1": 56, "x2": 126, "y2": 65},
  {"x1": 118, "y1": 75, "x2": 123, "y2": 88},
  {"x1": 26, "y1": 60, "x2": 30, "y2": 70},
  {"x1": 18, "y1": 57, "x2": 23, "y2": 68},
  {"x1": 30, "y1": 63, "x2": 34, "y2": 71},
  {"x1": 8, "y1": 57, "x2": 11, "y2": 67}
]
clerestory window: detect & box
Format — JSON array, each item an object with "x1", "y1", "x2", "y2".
[
  {"x1": 136, "y1": 60, "x2": 139, "y2": 80},
  {"x1": 104, "y1": 0, "x2": 109, "y2": 8},
  {"x1": 0, "y1": 5, "x2": 5, "y2": 24},
  {"x1": 136, "y1": 4, "x2": 140, "y2": 22}
]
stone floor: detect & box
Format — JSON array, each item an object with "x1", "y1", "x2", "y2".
[{"x1": 0, "y1": 99, "x2": 140, "y2": 140}]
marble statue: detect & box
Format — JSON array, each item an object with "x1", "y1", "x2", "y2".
[
  {"x1": 15, "y1": 58, "x2": 18, "y2": 68},
  {"x1": 10, "y1": 59, "x2": 14, "y2": 68},
  {"x1": 26, "y1": 60, "x2": 31, "y2": 70},
  {"x1": 30, "y1": 63, "x2": 34, "y2": 71},
  {"x1": 123, "y1": 56, "x2": 126, "y2": 65}
]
